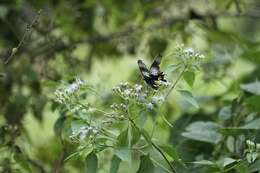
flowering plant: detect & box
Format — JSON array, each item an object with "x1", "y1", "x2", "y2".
[{"x1": 54, "y1": 47, "x2": 205, "y2": 173}]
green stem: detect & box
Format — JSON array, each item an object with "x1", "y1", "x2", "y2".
[
  {"x1": 164, "y1": 66, "x2": 187, "y2": 100},
  {"x1": 128, "y1": 118, "x2": 177, "y2": 173}
]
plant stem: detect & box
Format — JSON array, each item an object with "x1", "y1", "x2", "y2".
[
  {"x1": 164, "y1": 66, "x2": 187, "y2": 100},
  {"x1": 128, "y1": 117, "x2": 177, "y2": 173}
]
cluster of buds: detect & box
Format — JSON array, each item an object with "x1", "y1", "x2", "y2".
[
  {"x1": 175, "y1": 46, "x2": 205, "y2": 67},
  {"x1": 102, "y1": 113, "x2": 126, "y2": 125},
  {"x1": 70, "y1": 125, "x2": 99, "y2": 141},
  {"x1": 54, "y1": 89, "x2": 71, "y2": 104},
  {"x1": 246, "y1": 140, "x2": 260, "y2": 151},
  {"x1": 151, "y1": 95, "x2": 165, "y2": 104},
  {"x1": 112, "y1": 82, "x2": 148, "y2": 102},
  {"x1": 144, "y1": 95, "x2": 165, "y2": 111},
  {"x1": 110, "y1": 103, "x2": 127, "y2": 111},
  {"x1": 65, "y1": 78, "x2": 86, "y2": 94},
  {"x1": 54, "y1": 78, "x2": 86, "y2": 104},
  {"x1": 245, "y1": 140, "x2": 260, "y2": 163}
]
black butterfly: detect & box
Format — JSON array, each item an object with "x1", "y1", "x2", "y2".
[{"x1": 137, "y1": 55, "x2": 167, "y2": 89}]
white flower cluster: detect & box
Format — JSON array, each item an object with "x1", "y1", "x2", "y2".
[
  {"x1": 112, "y1": 83, "x2": 148, "y2": 102},
  {"x1": 151, "y1": 95, "x2": 165, "y2": 104},
  {"x1": 245, "y1": 140, "x2": 260, "y2": 163},
  {"x1": 110, "y1": 103, "x2": 127, "y2": 111},
  {"x1": 70, "y1": 125, "x2": 99, "y2": 141},
  {"x1": 176, "y1": 46, "x2": 205, "y2": 67},
  {"x1": 54, "y1": 78, "x2": 86, "y2": 104},
  {"x1": 66, "y1": 78, "x2": 85, "y2": 94},
  {"x1": 183, "y1": 47, "x2": 205, "y2": 60}
]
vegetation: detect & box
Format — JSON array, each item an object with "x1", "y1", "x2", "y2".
[{"x1": 0, "y1": 0, "x2": 260, "y2": 173}]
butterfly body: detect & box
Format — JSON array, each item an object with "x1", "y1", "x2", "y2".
[{"x1": 137, "y1": 55, "x2": 167, "y2": 89}]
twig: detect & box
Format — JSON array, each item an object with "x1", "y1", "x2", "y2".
[{"x1": 4, "y1": 9, "x2": 42, "y2": 64}]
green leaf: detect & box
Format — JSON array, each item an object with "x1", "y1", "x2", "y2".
[
  {"x1": 218, "y1": 106, "x2": 232, "y2": 120},
  {"x1": 140, "y1": 129, "x2": 152, "y2": 147},
  {"x1": 110, "y1": 155, "x2": 121, "y2": 173},
  {"x1": 165, "y1": 64, "x2": 181, "y2": 73},
  {"x1": 137, "y1": 155, "x2": 155, "y2": 173},
  {"x1": 245, "y1": 96, "x2": 260, "y2": 111},
  {"x1": 130, "y1": 125, "x2": 140, "y2": 146},
  {"x1": 219, "y1": 118, "x2": 260, "y2": 136},
  {"x1": 249, "y1": 159, "x2": 260, "y2": 172},
  {"x1": 117, "y1": 129, "x2": 128, "y2": 147},
  {"x1": 0, "y1": 6, "x2": 8, "y2": 19},
  {"x1": 183, "y1": 71, "x2": 195, "y2": 87},
  {"x1": 178, "y1": 90, "x2": 199, "y2": 108},
  {"x1": 241, "y1": 118, "x2": 260, "y2": 129},
  {"x1": 240, "y1": 81, "x2": 260, "y2": 95},
  {"x1": 115, "y1": 148, "x2": 131, "y2": 162},
  {"x1": 159, "y1": 144, "x2": 185, "y2": 167},
  {"x1": 13, "y1": 151, "x2": 31, "y2": 172},
  {"x1": 216, "y1": 157, "x2": 238, "y2": 168},
  {"x1": 158, "y1": 144, "x2": 179, "y2": 161},
  {"x1": 234, "y1": 162, "x2": 249, "y2": 173},
  {"x1": 191, "y1": 160, "x2": 216, "y2": 166},
  {"x1": 85, "y1": 151, "x2": 98, "y2": 173},
  {"x1": 182, "y1": 121, "x2": 222, "y2": 144}
]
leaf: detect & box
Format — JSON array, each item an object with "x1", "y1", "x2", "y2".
[
  {"x1": 235, "y1": 162, "x2": 249, "y2": 173},
  {"x1": 182, "y1": 121, "x2": 222, "y2": 144},
  {"x1": 240, "y1": 81, "x2": 260, "y2": 95},
  {"x1": 117, "y1": 129, "x2": 128, "y2": 147},
  {"x1": 85, "y1": 151, "x2": 98, "y2": 173},
  {"x1": 216, "y1": 157, "x2": 238, "y2": 168},
  {"x1": 183, "y1": 71, "x2": 195, "y2": 87},
  {"x1": 165, "y1": 64, "x2": 181, "y2": 73},
  {"x1": 115, "y1": 148, "x2": 131, "y2": 162},
  {"x1": 70, "y1": 121, "x2": 86, "y2": 137},
  {"x1": 140, "y1": 129, "x2": 152, "y2": 147},
  {"x1": 191, "y1": 160, "x2": 216, "y2": 166},
  {"x1": 137, "y1": 155, "x2": 155, "y2": 173},
  {"x1": 245, "y1": 96, "x2": 260, "y2": 111},
  {"x1": 0, "y1": 6, "x2": 8, "y2": 19},
  {"x1": 158, "y1": 144, "x2": 185, "y2": 167},
  {"x1": 218, "y1": 106, "x2": 232, "y2": 120},
  {"x1": 110, "y1": 155, "x2": 121, "y2": 173},
  {"x1": 249, "y1": 159, "x2": 260, "y2": 172},
  {"x1": 13, "y1": 152, "x2": 31, "y2": 172},
  {"x1": 130, "y1": 125, "x2": 140, "y2": 146},
  {"x1": 241, "y1": 118, "x2": 260, "y2": 129},
  {"x1": 178, "y1": 90, "x2": 199, "y2": 108},
  {"x1": 219, "y1": 118, "x2": 260, "y2": 136}
]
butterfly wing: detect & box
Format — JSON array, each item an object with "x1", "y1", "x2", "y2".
[
  {"x1": 149, "y1": 55, "x2": 162, "y2": 77},
  {"x1": 138, "y1": 60, "x2": 150, "y2": 79},
  {"x1": 138, "y1": 60, "x2": 159, "y2": 89}
]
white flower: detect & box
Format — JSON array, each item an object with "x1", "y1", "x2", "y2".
[
  {"x1": 161, "y1": 80, "x2": 170, "y2": 87},
  {"x1": 198, "y1": 54, "x2": 205, "y2": 59},
  {"x1": 92, "y1": 129, "x2": 98, "y2": 134},
  {"x1": 75, "y1": 78, "x2": 85, "y2": 85},
  {"x1": 135, "y1": 84, "x2": 142, "y2": 92},
  {"x1": 151, "y1": 95, "x2": 165, "y2": 103},
  {"x1": 146, "y1": 103, "x2": 154, "y2": 110},
  {"x1": 184, "y1": 47, "x2": 194, "y2": 54},
  {"x1": 124, "y1": 89, "x2": 131, "y2": 96},
  {"x1": 66, "y1": 83, "x2": 78, "y2": 94}
]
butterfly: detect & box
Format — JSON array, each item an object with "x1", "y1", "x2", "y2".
[{"x1": 137, "y1": 55, "x2": 167, "y2": 89}]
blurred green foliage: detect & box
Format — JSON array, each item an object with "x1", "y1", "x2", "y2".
[{"x1": 1, "y1": 0, "x2": 260, "y2": 172}]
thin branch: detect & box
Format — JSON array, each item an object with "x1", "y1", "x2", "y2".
[{"x1": 4, "y1": 9, "x2": 42, "y2": 64}]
